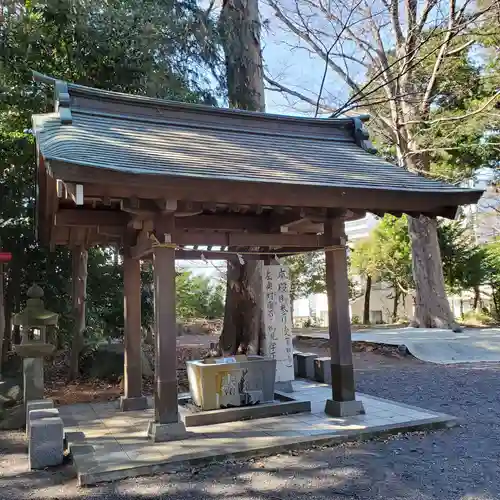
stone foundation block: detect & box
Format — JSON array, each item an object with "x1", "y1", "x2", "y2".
[
  {"x1": 325, "y1": 399, "x2": 365, "y2": 417},
  {"x1": 27, "y1": 408, "x2": 60, "y2": 438},
  {"x1": 147, "y1": 421, "x2": 190, "y2": 442},
  {"x1": 275, "y1": 380, "x2": 294, "y2": 393},
  {"x1": 293, "y1": 351, "x2": 302, "y2": 376},
  {"x1": 314, "y1": 357, "x2": 332, "y2": 384},
  {"x1": 29, "y1": 416, "x2": 64, "y2": 469},
  {"x1": 120, "y1": 396, "x2": 148, "y2": 412},
  {"x1": 295, "y1": 353, "x2": 318, "y2": 379},
  {"x1": 26, "y1": 399, "x2": 54, "y2": 427}
]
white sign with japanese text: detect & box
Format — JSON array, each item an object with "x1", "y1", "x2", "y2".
[{"x1": 262, "y1": 265, "x2": 294, "y2": 383}]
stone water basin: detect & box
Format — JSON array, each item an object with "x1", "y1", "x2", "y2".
[{"x1": 186, "y1": 355, "x2": 276, "y2": 411}]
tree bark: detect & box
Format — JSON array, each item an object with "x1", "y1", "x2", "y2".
[
  {"x1": 392, "y1": 288, "x2": 400, "y2": 323},
  {"x1": 220, "y1": 256, "x2": 263, "y2": 355},
  {"x1": 219, "y1": 0, "x2": 266, "y2": 354},
  {"x1": 219, "y1": 0, "x2": 266, "y2": 112},
  {"x1": 362, "y1": 275, "x2": 371, "y2": 324},
  {"x1": 69, "y1": 246, "x2": 88, "y2": 380},
  {"x1": 2, "y1": 299, "x2": 11, "y2": 364},
  {"x1": 5, "y1": 258, "x2": 21, "y2": 347},
  {"x1": 473, "y1": 285, "x2": 480, "y2": 311},
  {"x1": 408, "y1": 215, "x2": 459, "y2": 330}
]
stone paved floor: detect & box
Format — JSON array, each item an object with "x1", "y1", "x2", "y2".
[
  {"x1": 297, "y1": 327, "x2": 500, "y2": 363},
  {"x1": 59, "y1": 380, "x2": 456, "y2": 486}
]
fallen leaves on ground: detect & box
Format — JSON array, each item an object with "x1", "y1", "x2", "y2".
[{"x1": 44, "y1": 345, "x2": 210, "y2": 405}]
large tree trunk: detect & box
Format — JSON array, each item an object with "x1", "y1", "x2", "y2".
[
  {"x1": 408, "y1": 216, "x2": 459, "y2": 330},
  {"x1": 5, "y1": 257, "x2": 21, "y2": 348},
  {"x1": 473, "y1": 285, "x2": 481, "y2": 312},
  {"x1": 362, "y1": 275, "x2": 371, "y2": 324},
  {"x1": 220, "y1": 256, "x2": 263, "y2": 355},
  {"x1": 69, "y1": 246, "x2": 88, "y2": 380},
  {"x1": 392, "y1": 288, "x2": 400, "y2": 323},
  {"x1": 219, "y1": 0, "x2": 266, "y2": 112},
  {"x1": 219, "y1": 0, "x2": 266, "y2": 353},
  {"x1": 2, "y1": 299, "x2": 11, "y2": 364}
]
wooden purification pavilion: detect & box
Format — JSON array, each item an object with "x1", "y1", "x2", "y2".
[{"x1": 31, "y1": 73, "x2": 482, "y2": 440}]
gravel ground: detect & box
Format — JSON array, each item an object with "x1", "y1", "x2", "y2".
[{"x1": 1, "y1": 355, "x2": 500, "y2": 500}]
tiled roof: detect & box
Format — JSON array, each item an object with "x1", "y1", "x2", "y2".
[{"x1": 32, "y1": 75, "x2": 482, "y2": 199}]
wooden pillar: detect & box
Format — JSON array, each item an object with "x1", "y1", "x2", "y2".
[
  {"x1": 120, "y1": 255, "x2": 147, "y2": 411},
  {"x1": 147, "y1": 214, "x2": 187, "y2": 441},
  {"x1": 69, "y1": 245, "x2": 87, "y2": 381},
  {"x1": 0, "y1": 263, "x2": 4, "y2": 379},
  {"x1": 324, "y1": 217, "x2": 365, "y2": 417}
]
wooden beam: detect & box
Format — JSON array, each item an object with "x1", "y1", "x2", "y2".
[
  {"x1": 96, "y1": 225, "x2": 124, "y2": 238},
  {"x1": 155, "y1": 199, "x2": 177, "y2": 212},
  {"x1": 50, "y1": 161, "x2": 478, "y2": 221},
  {"x1": 50, "y1": 162, "x2": 480, "y2": 215},
  {"x1": 130, "y1": 230, "x2": 153, "y2": 260},
  {"x1": 175, "y1": 250, "x2": 262, "y2": 260},
  {"x1": 176, "y1": 214, "x2": 266, "y2": 232},
  {"x1": 55, "y1": 209, "x2": 129, "y2": 227},
  {"x1": 174, "y1": 231, "x2": 325, "y2": 247},
  {"x1": 121, "y1": 198, "x2": 202, "y2": 215},
  {"x1": 175, "y1": 248, "x2": 321, "y2": 260}
]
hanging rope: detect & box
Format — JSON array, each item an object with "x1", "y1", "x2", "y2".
[{"x1": 150, "y1": 233, "x2": 344, "y2": 256}]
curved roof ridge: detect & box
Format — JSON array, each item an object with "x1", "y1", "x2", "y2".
[{"x1": 31, "y1": 71, "x2": 370, "y2": 127}]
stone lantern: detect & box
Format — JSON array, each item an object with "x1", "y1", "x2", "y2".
[{"x1": 12, "y1": 285, "x2": 58, "y2": 405}]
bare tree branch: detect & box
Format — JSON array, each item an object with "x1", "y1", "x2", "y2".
[
  {"x1": 267, "y1": 0, "x2": 363, "y2": 93},
  {"x1": 314, "y1": 0, "x2": 364, "y2": 116},
  {"x1": 407, "y1": 90, "x2": 500, "y2": 125},
  {"x1": 264, "y1": 75, "x2": 336, "y2": 112},
  {"x1": 445, "y1": 38, "x2": 475, "y2": 56},
  {"x1": 204, "y1": 0, "x2": 216, "y2": 17}
]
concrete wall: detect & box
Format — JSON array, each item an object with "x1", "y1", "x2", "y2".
[{"x1": 350, "y1": 285, "x2": 414, "y2": 324}]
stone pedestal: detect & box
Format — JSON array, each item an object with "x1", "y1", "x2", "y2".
[
  {"x1": 314, "y1": 357, "x2": 332, "y2": 384},
  {"x1": 325, "y1": 399, "x2": 365, "y2": 417},
  {"x1": 26, "y1": 399, "x2": 54, "y2": 434},
  {"x1": 120, "y1": 396, "x2": 148, "y2": 412},
  {"x1": 147, "y1": 421, "x2": 189, "y2": 443},
  {"x1": 27, "y1": 408, "x2": 60, "y2": 438},
  {"x1": 23, "y1": 358, "x2": 44, "y2": 403},
  {"x1": 29, "y1": 417, "x2": 64, "y2": 469},
  {"x1": 295, "y1": 352, "x2": 318, "y2": 379}
]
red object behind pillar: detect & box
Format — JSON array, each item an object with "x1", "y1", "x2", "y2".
[{"x1": 0, "y1": 252, "x2": 12, "y2": 262}]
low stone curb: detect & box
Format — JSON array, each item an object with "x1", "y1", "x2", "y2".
[{"x1": 74, "y1": 412, "x2": 459, "y2": 486}]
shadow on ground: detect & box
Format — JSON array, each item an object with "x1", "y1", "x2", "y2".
[{"x1": 1, "y1": 360, "x2": 500, "y2": 499}]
